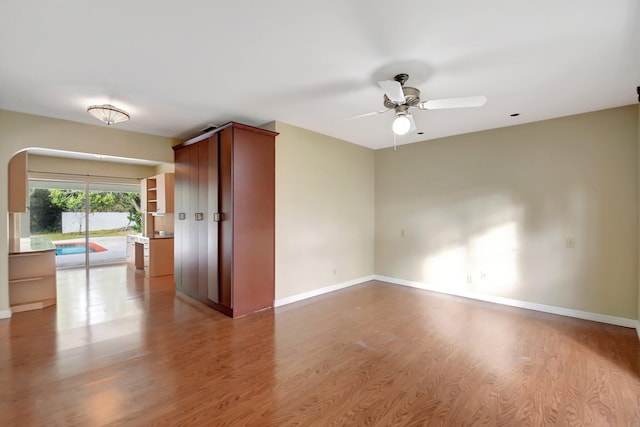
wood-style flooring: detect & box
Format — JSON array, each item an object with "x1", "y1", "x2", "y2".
[{"x1": 1, "y1": 265, "x2": 639, "y2": 426}]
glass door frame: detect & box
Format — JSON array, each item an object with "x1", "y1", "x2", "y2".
[{"x1": 28, "y1": 178, "x2": 140, "y2": 269}]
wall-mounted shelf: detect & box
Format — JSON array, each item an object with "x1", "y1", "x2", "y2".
[{"x1": 141, "y1": 173, "x2": 174, "y2": 237}]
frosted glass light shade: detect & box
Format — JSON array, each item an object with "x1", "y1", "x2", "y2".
[
  {"x1": 392, "y1": 114, "x2": 411, "y2": 135},
  {"x1": 87, "y1": 104, "x2": 130, "y2": 125}
]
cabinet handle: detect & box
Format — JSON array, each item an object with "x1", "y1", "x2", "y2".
[
  {"x1": 178, "y1": 213, "x2": 186, "y2": 220},
  {"x1": 195, "y1": 213, "x2": 204, "y2": 221},
  {"x1": 213, "y1": 213, "x2": 222, "y2": 222}
]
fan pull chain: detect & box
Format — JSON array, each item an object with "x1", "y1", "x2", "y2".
[{"x1": 393, "y1": 132, "x2": 397, "y2": 151}]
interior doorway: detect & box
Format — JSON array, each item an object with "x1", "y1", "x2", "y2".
[{"x1": 28, "y1": 179, "x2": 141, "y2": 269}]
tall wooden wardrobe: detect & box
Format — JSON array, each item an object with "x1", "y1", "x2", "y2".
[{"x1": 173, "y1": 122, "x2": 277, "y2": 318}]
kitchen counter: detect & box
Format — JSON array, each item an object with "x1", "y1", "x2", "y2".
[
  {"x1": 9, "y1": 236, "x2": 57, "y2": 313},
  {"x1": 126, "y1": 235, "x2": 174, "y2": 277},
  {"x1": 128, "y1": 234, "x2": 174, "y2": 242},
  {"x1": 9, "y1": 236, "x2": 56, "y2": 254}
]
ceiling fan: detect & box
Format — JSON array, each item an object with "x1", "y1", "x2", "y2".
[{"x1": 350, "y1": 73, "x2": 487, "y2": 136}]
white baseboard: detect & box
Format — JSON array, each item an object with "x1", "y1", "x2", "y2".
[
  {"x1": 0, "y1": 309, "x2": 12, "y2": 320},
  {"x1": 273, "y1": 274, "x2": 638, "y2": 336},
  {"x1": 374, "y1": 275, "x2": 637, "y2": 329},
  {"x1": 274, "y1": 275, "x2": 375, "y2": 307}
]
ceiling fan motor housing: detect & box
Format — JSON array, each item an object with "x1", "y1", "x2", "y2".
[{"x1": 383, "y1": 86, "x2": 421, "y2": 109}]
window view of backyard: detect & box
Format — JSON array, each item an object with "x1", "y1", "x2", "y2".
[{"x1": 28, "y1": 179, "x2": 142, "y2": 268}]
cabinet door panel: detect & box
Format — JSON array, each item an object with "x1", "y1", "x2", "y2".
[
  {"x1": 184, "y1": 143, "x2": 199, "y2": 296},
  {"x1": 218, "y1": 128, "x2": 233, "y2": 308},
  {"x1": 196, "y1": 139, "x2": 209, "y2": 300},
  {"x1": 173, "y1": 148, "x2": 188, "y2": 291},
  {"x1": 208, "y1": 136, "x2": 220, "y2": 303},
  {"x1": 174, "y1": 143, "x2": 198, "y2": 297},
  {"x1": 230, "y1": 128, "x2": 275, "y2": 316}
]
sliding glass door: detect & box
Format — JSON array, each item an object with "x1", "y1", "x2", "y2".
[
  {"x1": 87, "y1": 182, "x2": 141, "y2": 266},
  {"x1": 28, "y1": 179, "x2": 141, "y2": 269}
]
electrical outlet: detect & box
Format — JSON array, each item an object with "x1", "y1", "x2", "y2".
[
  {"x1": 480, "y1": 271, "x2": 487, "y2": 280},
  {"x1": 566, "y1": 238, "x2": 575, "y2": 248},
  {"x1": 466, "y1": 275, "x2": 472, "y2": 284}
]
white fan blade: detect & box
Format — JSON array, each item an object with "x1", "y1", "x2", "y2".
[
  {"x1": 378, "y1": 80, "x2": 406, "y2": 104},
  {"x1": 340, "y1": 109, "x2": 390, "y2": 121},
  {"x1": 418, "y1": 95, "x2": 487, "y2": 110}
]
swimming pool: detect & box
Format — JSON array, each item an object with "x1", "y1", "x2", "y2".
[{"x1": 55, "y1": 242, "x2": 107, "y2": 256}]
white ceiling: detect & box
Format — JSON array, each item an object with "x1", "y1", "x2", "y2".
[{"x1": 1, "y1": 1, "x2": 639, "y2": 150}]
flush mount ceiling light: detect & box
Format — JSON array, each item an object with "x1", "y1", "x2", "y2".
[{"x1": 87, "y1": 104, "x2": 130, "y2": 125}]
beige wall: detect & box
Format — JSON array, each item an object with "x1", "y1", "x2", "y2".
[
  {"x1": 0, "y1": 109, "x2": 177, "y2": 313},
  {"x1": 376, "y1": 105, "x2": 639, "y2": 319},
  {"x1": 3, "y1": 107, "x2": 639, "y2": 322},
  {"x1": 154, "y1": 163, "x2": 175, "y2": 175},
  {"x1": 274, "y1": 121, "x2": 375, "y2": 300},
  {"x1": 28, "y1": 154, "x2": 158, "y2": 182}
]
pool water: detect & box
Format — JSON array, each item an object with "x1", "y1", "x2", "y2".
[{"x1": 55, "y1": 243, "x2": 105, "y2": 255}]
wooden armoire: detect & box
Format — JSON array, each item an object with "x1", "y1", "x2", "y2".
[{"x1": 172, "y1": 122, "x2": 277, "y2": 318}]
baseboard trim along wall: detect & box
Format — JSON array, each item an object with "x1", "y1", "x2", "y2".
[
  {"x1": 0, "y1": 309, "x2": 12, "y2": 320},
  {"x1": 374, "y1": 275, "x2": 638, "y2": 329},
  {"x1": 274, "y1": 275, "x2": 375, "y2": 307},
  {"x1": 273, "y1": 274, "x2": 637, "y2": 332}
]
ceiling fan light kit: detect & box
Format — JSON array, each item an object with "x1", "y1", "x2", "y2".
[
  {"x1": 360, "y1": 73, "x2": 487, "y2": 137},
  {"x1": 87, "y1": 104, "x2": 130, "y2": 125}
]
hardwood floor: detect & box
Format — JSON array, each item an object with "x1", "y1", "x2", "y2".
[{"x1": 1, "y1": 266, "x2": 639, "y2": 426}]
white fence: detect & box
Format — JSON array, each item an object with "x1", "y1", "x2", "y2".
[{"x1": 62, "y1": 212, "x2": 132, "y2": 233}]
